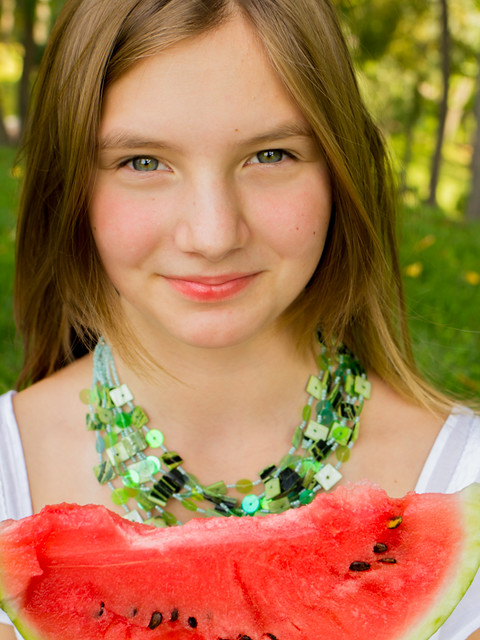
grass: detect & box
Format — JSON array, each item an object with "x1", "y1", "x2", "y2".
[{"x1": 0, "y1": 145, "x2": 478, "y2": 400}]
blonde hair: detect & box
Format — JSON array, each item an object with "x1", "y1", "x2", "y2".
[{"x1": 14, "y1": 0, "x2": 452, "y2": 411}]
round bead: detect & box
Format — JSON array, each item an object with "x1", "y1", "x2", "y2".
[
  {"x1": 97, "y1": 407, "x2": 113, "y2": 424},
  {"x1": 146, "y1": 456, "x2": 162, "y2": 474},
  {"x1": 122, "y1": 469, "x2": 140, "y2": 487},
  {"x1": 145, "y1": 429, "x2": 164, "y2": 448},
  {"x1": 336, "y1": 445, "x2": 351, "y2": 463},
  {"x1": 235, "y1": 479, "x2": 253, "y2": 494},
  {"x1": 79, "y1": 388, "x2": 93, "y2": 405},
  {"x1": 241, "y1": 494, "x2": 260, "y2": 514}
]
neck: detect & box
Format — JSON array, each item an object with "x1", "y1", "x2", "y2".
[{"x1": 110, "y1": 326, "x2": 318, "y2": 445}]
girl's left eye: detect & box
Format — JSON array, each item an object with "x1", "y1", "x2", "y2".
[
  {"x1": 248, "y1": 149, "x2": 293, "y2": 164},
  {"x1": 127, "y1": 157, "x2": 159, "y2": 172}
]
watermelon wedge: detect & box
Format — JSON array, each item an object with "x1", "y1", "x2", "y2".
[{"x1": 0, "y1": 483, "x2": 479, "y2": 640}]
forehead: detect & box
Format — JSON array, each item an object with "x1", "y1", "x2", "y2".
[{"x1": 99, "y1": 14, "x2": 311, "y2": 150}]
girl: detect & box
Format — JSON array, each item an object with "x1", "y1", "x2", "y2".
[{"x1": 1, "y1": 0, "x2": 479, "y2": 638}]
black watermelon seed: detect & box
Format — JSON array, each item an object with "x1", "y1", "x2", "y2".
[
  {"x1": 238, "y1": 636, "x2": 253, "y2": 640},
  {"x1": 170, "y1": 609, "x2": 179, "y2": 622},
  {"x1": 373, "y1": 543, "x2": 388, "y2": 553},
  {"x1": 387, "y1": 516, "x2": 403, "y2": 529},
  {"x1": 131, "y1": 608, "x2": 138, "y2": 617},
  {"x1": 379, "y1": 557, "x2": 397, "y2": 564},
  {"x1": 96, "y1": 602, "x2": 105, "y2": 618},
  {"x1": 148, "y1": 612, "x2": 163, "y2": 629},
  {"x1": 265, "y1": 635, "x2": 278, "y2": 639},
  {"x1": 188, "y1": 617, "x2": 198, "y2": 628},
  {"x1": 349, "y1": 561, "x2": 371, "y2": 572}
]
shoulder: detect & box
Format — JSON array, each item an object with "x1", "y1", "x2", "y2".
[{"x1": 13, "y1": 354, "x2": 93, "y2": 431}]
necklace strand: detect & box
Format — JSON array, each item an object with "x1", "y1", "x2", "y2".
[{"x1": 81, "y1": 336, "x2": 371, "y2": 526}]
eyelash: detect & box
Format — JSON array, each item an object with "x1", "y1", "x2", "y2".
[{"x1": 119, "y1": 148, "x2": 296, "y2": 172}]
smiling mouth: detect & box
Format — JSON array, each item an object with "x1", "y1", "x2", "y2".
[{"x1": 164, "y1": 273, "x2": 260, "y2": 302}]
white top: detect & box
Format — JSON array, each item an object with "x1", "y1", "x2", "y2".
[{"x1": 1, "y1": 390, "x2": 479, "y2": 639}]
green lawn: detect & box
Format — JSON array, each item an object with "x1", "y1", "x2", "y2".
[{"x1": 0, "y1": 145, "x2": 479, "y2": 400}]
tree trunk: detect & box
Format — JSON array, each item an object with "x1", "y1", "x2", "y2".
[
  {"x1": 18, "y1": 0, "x2": 37, "y2": 130},
  {"x1": 466, "y1": 54, "x2": 480, "y2": 221},
  {"x1": 427, "y1": 0, "x2": 450, "y2": 207}
]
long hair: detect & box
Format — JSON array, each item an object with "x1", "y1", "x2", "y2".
[{"x1": 14, "y1": 0, "x2": 450, "y2": 410}]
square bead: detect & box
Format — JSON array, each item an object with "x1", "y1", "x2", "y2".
[
  {"x1": 306, "y1": 375, "x2": 323, "y2": 400},
  {"x1": 106, "y1": 441, "x2": 131, "y2": 466},
  {"x1": 304, "y1": 420, "x2": 329, "y2": 442},
  {"x1": 123, "y1": 509, "x2": 143, "y2": 523},
  {"x1": 131, "y1": 406, "x2": 148, "y2": 429},
  {"x1": 354, "y1": 376, "x2": 371, "y2": 399},
  {"x1": 264, "y1": 477, "x2": 282, "y2": 499},
  {"x1": 314, "y1": 464, "x2": 342, "y2": 491},
  {"x1": 93, "y1": 460, "x2": 117, "y2": 484},
  {"x1": 110, "y1": 384, "x2": 134, "y2": 407}
]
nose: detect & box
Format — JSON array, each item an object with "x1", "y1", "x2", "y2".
[{"x1": 174, "y1": 175, "x2": 249, "y2": 262}]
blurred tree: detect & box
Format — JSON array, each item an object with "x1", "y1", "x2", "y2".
[
  {"x1": 427, "y1": 0, "x2": 450, "y2": 207},
  {"x1": 467, "y1": 53, "x2": 480, "y2": 221},
  {"x1": 16, "y1": 0, "x2": 37, "y2": 126}
]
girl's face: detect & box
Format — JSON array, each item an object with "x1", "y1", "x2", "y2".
[{"x1": 90, "y1": 14, "x2": 332, "y2": 351}]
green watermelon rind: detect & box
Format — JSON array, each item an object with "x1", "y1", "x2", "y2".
[{"x1": 400, "y1": 483, "x2": 480, "y2": 640}]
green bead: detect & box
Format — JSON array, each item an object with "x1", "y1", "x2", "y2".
[
  {"x1": 235, "y1": 479, "x2": 253, "y2": 494},
  {"x1": 114, "y1": 412, "x2": 131, "y2": 429},
  {"x1": 111, "y1": 488, "x2": 130, "y2": 505},
  {"x1": 145, "y1": 429, "x2": 164, "y2": 448},
  {"x1": 97, "y1": 407, "x2": 114, "y2": 424},
  {"x1": 104, "y1": 432, "x2": 118, "y2": 447},
  {"x1": 181, "y1": 499, "x2": 198, "y2": 512},
  {"x1": 146, "y1": 455, "x2": 162, "y2": 474},
  {"x1": 330, "y1": 424, "x2": 351, "y2": 446},
  {"x1": 242, "y1": 494, "x2": 260, "y2": 514},
  {"x1": 205, "y1": 481, "x2": 227, "y2": 496},
  {"x1": 292, "y1": 425, "x2": 304, "y2": 449},
  {"x1": 162, "y1": 511, "x2": 178, "y2": 526},
  {"x1": 267, "y1": 497, "x2": 290, "y2": 514},
  {"x1": 336, "y1": 445, "x2": 351, "y2": 462},
  {"x1": 122, "y1": 469, "x2": 140, "y2": 487},
  {"x1": 79, "y1": 388, "x2": 93, "y2": 405},
  {"x1": 302, "y1": 404, "x2": 312, "y2": 421},
  {"x1": 130, "y1": 406, "x2": 148, "y2": 429},
  {"x1": 306, "y1": 375, "x2": 323, "y2": 400},
  {"x1": 299, "y1": 489, "x2": 315, "y2": 505}
]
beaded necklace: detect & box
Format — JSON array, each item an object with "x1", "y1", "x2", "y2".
[{"x1": 80, "y1": 336, "x2": 371, "y2": 527}]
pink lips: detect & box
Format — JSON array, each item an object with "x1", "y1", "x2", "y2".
[{"x1": 165, "y1": 273, "x2": 259, "y2": 302}]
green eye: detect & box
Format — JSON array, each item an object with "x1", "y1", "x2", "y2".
[
  {"x1": 131, "y1": 157, "x2": 159, "y2": 171},
  {"x1": 256, "y1": 150, "x2": 285, "y2": 163}
]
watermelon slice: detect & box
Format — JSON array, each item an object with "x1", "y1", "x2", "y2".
[{"x1": 0, "y1": 483, "x2": 479, "y2": 640}]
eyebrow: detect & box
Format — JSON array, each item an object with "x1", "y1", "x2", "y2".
[{"x1": 98, "y1": 122, "x2": 315, "y2": 152}]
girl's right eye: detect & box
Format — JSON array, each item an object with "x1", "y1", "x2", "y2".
[{"x1": 128, "y1": 157, "x2": 159, "y2": 172}]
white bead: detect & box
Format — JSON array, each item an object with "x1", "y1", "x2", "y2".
[
  {"x1": 314, "y1": 464, "x2": 343, "y2": 491},
  {"x1": 110, "y1": 384, "x2": 134, "y2": 407},
  {"x1": 304, "y1": 420, "x2": 329, "y2": 442}
]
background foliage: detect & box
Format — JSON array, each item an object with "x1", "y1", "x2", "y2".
[{"x1": 0, "y1": 0, "x2": 479, "y2": 399}]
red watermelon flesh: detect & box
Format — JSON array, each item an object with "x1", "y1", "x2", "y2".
[{"x1": 0, "y1": 483, "x2": 479, "y2": 640}]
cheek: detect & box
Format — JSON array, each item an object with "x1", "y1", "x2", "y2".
[
  {"x1": 251, "y1": 177, "x2": 331, "y2": 262},
  {"x1": 89, "y1": 187, "x2": 166, "y2": 268}
]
